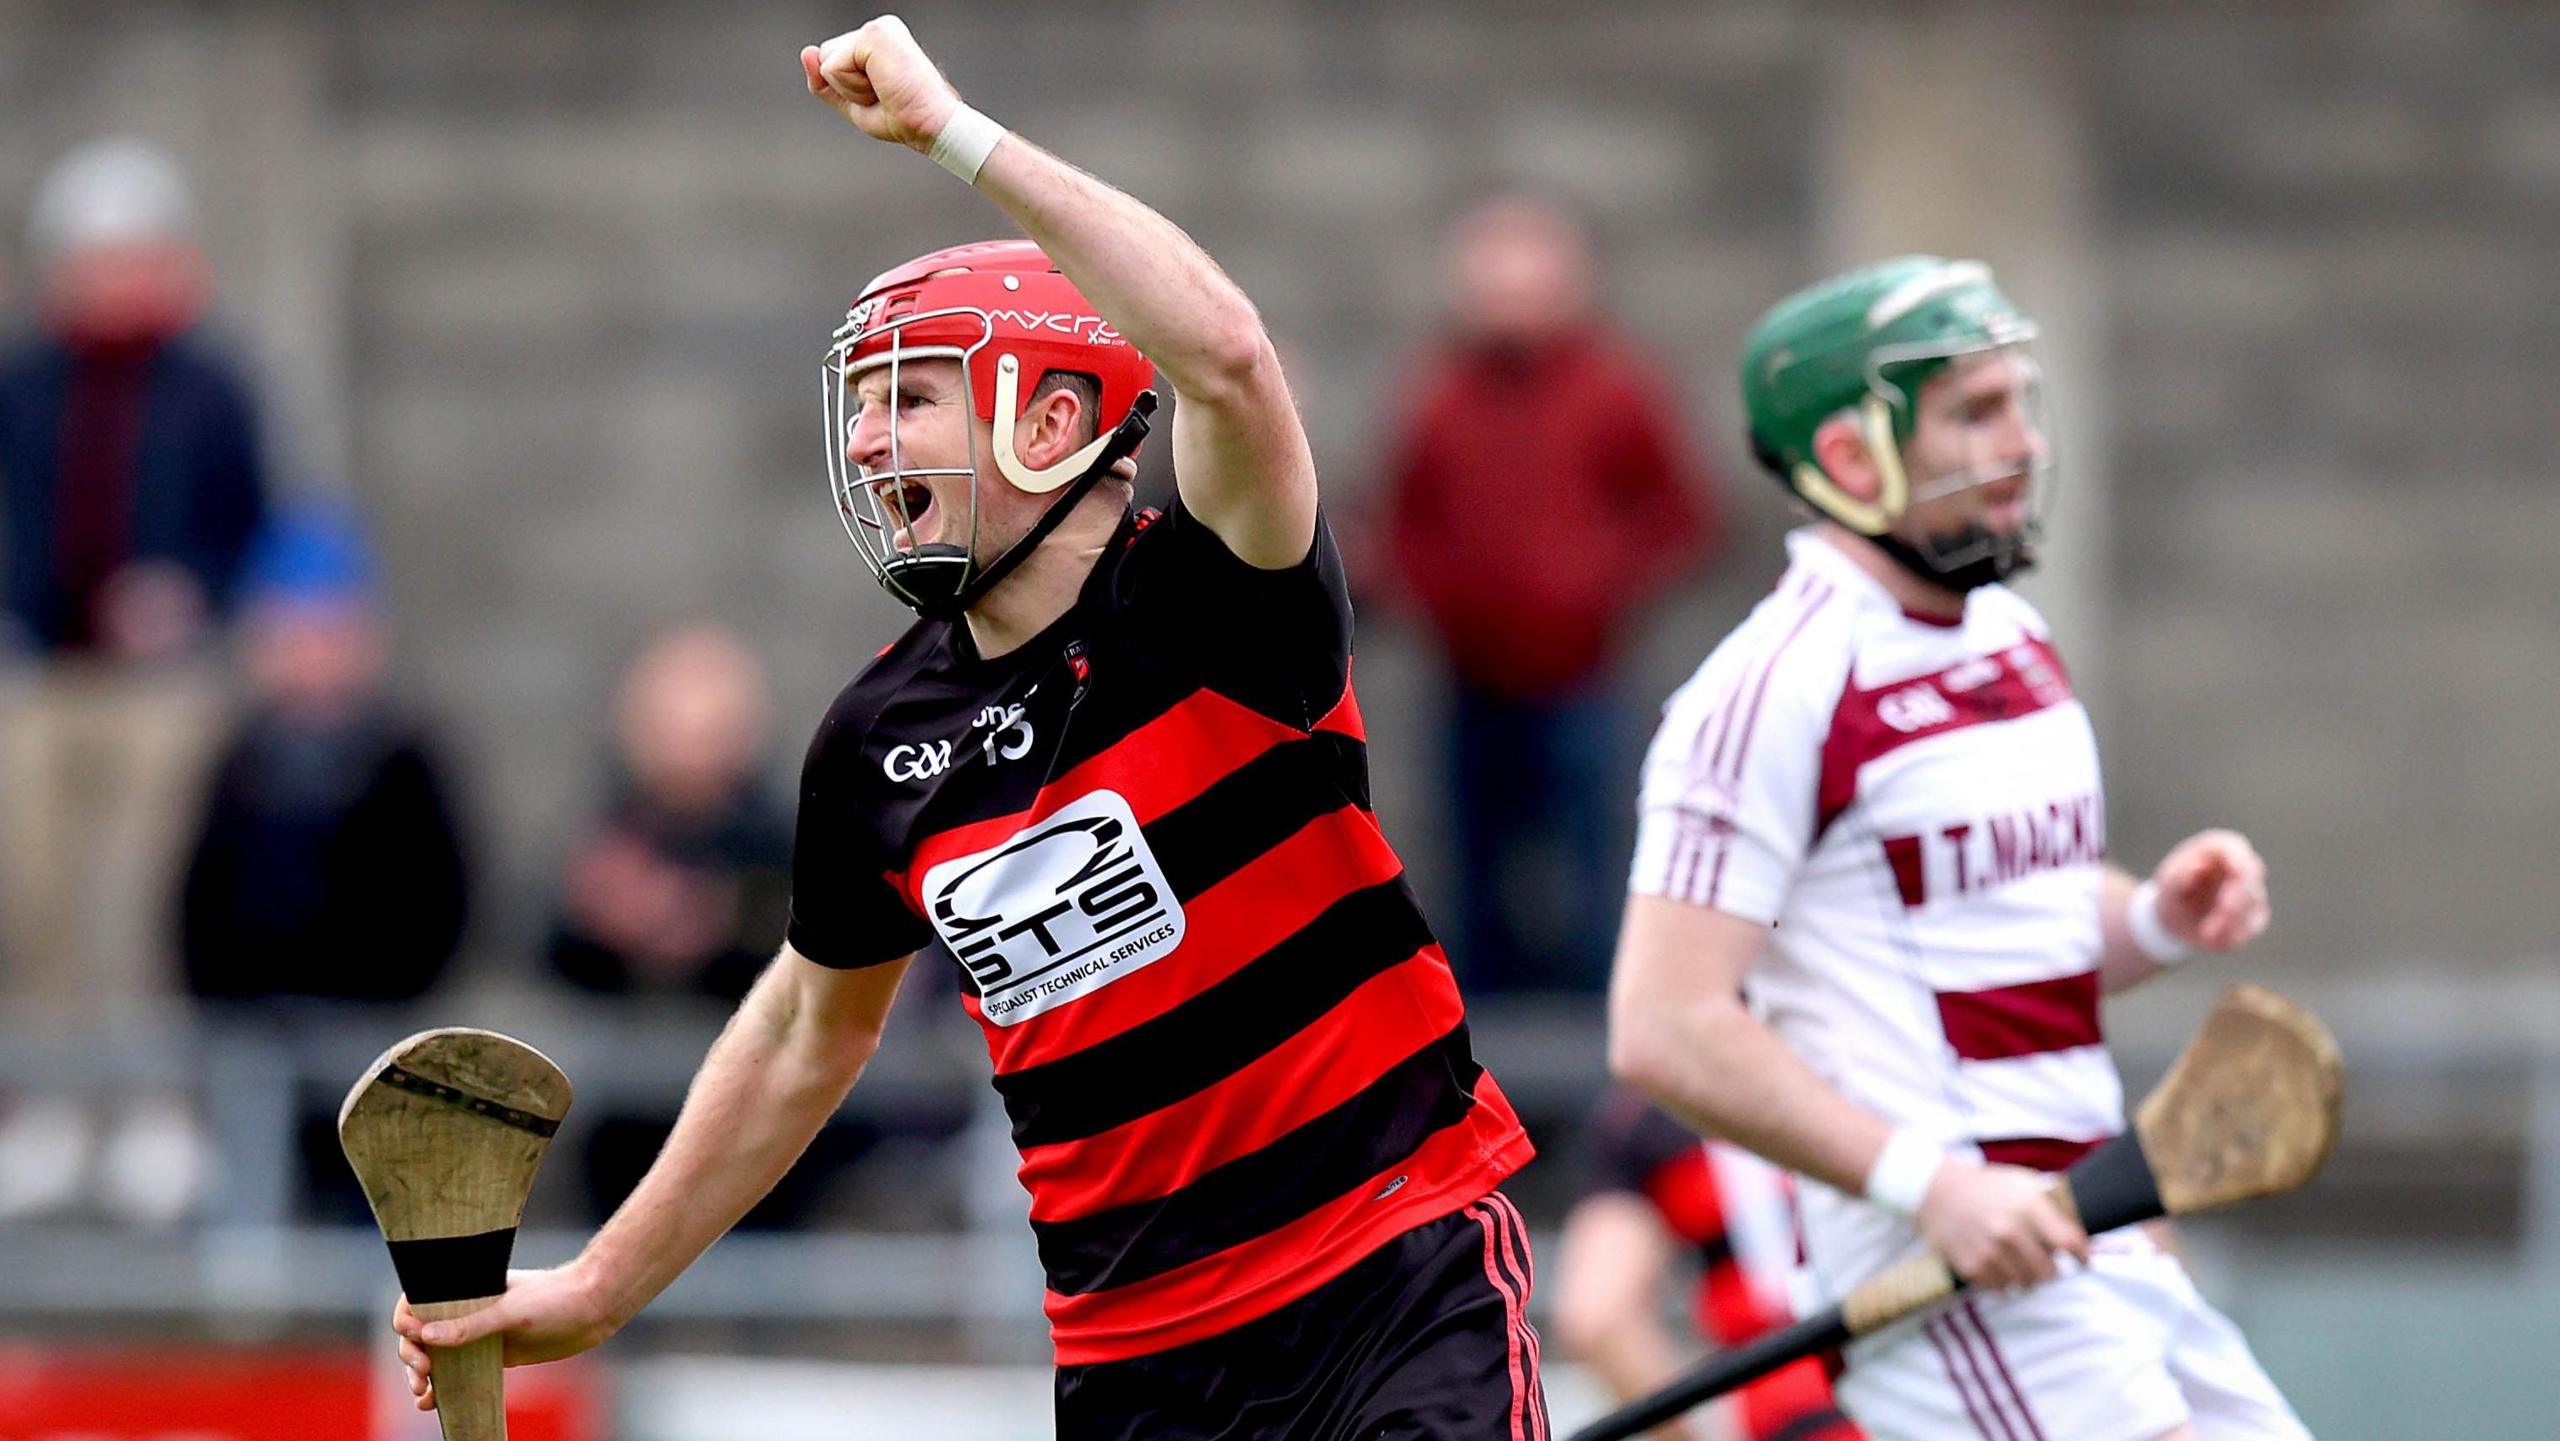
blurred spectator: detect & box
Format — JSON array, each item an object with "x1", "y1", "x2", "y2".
[
  {"x1": 172, "y1": 500, "x2": 468, "y2": 1229},
  {"x1": 178, "y1": 499, "x2": 470, "y2": 1002},
  {"x1": 544, "y1": 623, "x2": 791, "y2": 1003},
  {"x1": 547, "y1": 624, "x2": 825, "y2": 1224},
  {"x1": 0, "y1": 138, "x2": 268, "y2": 1016},
  {"x1": 0, "y1": 138, "x2": 270, "y2": 1227},
  {"x1": 1379, "y1": 190, "x2": 1722, "y2": 994}
]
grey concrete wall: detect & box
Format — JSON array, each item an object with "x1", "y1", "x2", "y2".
[
  {"x1": 2089, "y1": 4, "x2": 2560, "y2": 980},
  {"x1": 1, "y1": 0, "x2": 2548, "y2": 986}
]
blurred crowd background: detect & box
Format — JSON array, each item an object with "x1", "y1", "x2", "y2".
[{"x1": 1, "y1": 2, "x2": 2555, "y2": 1437}]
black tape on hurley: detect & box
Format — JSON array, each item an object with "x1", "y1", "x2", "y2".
[{"x1": 387, "y1": 1227, "x2": 518, "y2": 1305}]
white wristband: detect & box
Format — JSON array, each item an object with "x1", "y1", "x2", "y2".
[
  {"x1": 1863, "y1": 1128, "x2": 1945, "y2": 1216},
  {"x1": 2126, "y1": 878, "x2": 2192, "y2": 965},
  {"x1": 928, "y1": 104, "x2": 1006, "y2": 185}
]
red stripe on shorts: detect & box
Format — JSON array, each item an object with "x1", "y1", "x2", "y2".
[
  {"x1": 1488, "y1": 1193, "x2": 1548, "y2": 1441},
  {"x1": 1466, "y1": 1201, "x2": 1532, "y2": 1441}
]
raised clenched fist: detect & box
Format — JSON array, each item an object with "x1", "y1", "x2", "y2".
[{"x1": 800, "y1": 15, "x2": 961, "y2": 151}]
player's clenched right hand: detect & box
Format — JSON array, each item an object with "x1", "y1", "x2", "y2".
[
  {"x1": 391, "y1": 1264, "x2": 620, "y2": 1413},
  {"x1": 800, "y1": 15, "x2": 961, "y2": 152},
  {"x1": 1915, "y1": 1160, "x2": 2091, "y2": 1293}
]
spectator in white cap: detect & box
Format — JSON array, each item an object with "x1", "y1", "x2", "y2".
[{"x1": 0, "y1": 137, "x2": 274, "y2": 1223}]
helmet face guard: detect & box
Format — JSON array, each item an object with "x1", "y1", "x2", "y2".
[
  {"x1": 1858, "y1": 330, "x2": 2053, "y2": 589},
  {"x1": 823, "y1": 303, "x2": 994, "y2": 618},
  {"x1": 819, "y1": 240, "x2": 1159, "y2": 622}
]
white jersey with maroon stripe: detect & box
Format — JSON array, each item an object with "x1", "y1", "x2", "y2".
[{"x1": 1631, "y1": 528, "x2": 2121, "y2": 1300}]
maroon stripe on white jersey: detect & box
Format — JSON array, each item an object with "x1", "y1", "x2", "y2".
[
  {"x1": 1682, "y1": 573, "x2": 1831, "y2": 787},
  {"x1": 1976, "y1": 1135, "x2": 2105, "y2": 1172},
  {"x1": 1706, "y1": 838, "x2": 1736, "y2": 910},
  {"x1": 1667, "y1": 575, "x2": 1832, "y2": 912},
  {"x1": 1881, "y1": 834, "x2": 1927, "y2": 906},
  {"x1": 1934, "y1": 969, "x2": 2102, "y2": 1062},
  {"x1": 1815, "y1": 635, "x2": 2077, "y2": 837},
  {"x1": 1711, "y1": 577, "x2": 1835, "y2": 795},
  {"x1": 1673, "y1": 822, "x2": 1712, "y2": 904}
]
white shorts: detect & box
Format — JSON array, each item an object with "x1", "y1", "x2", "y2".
[{"x1": 1832, "y1": 1237, "x2": 2309, "y2": 1441}]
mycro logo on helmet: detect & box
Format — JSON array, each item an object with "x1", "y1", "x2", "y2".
[
  {"x1": 986, "y1": 308, "x2": 1124, "y2": 345},
  {"x1": 921, "y1": 789, "x2": 1185, "y2": 1026}
]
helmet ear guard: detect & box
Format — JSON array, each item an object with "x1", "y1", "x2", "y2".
[
  {"x1": 990, "y1": 353, "x2": 1121, "y2": 496},
  {"x1": 1781, "y1": 396, "x2": 1911, "y2": 537}
]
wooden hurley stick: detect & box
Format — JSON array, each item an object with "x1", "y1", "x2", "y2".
[
  {"x1": 1567, "y1": 984, "x2": 2344, "y2": 1441},
  {"x1": 340, "y1": 1028, "x2": 573, "y2": 1441}
]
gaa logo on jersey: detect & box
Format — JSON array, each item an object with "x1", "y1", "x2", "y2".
[
  {"x1": 1878, "y1": 682, "x2": 1956, "y2": 734},
  {"x1": 920, "y1": 788, "x2": 1186, "y2": 1026}
]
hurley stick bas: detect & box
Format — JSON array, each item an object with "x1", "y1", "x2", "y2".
[
  {"x1": 340, "y1": 1028, "x2": 573, "y2": 1441},
  {"x1": 1567, "y1": 984, "x2": 2343, "y2": 1441}
]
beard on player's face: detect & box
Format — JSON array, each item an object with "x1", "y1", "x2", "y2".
[
  {"x1": 1896, "y1": 351, "x2": 2047, "y2": 544},
  {"x1": 1893, "y1": 461, "x2": 2033, "y2": 551}
]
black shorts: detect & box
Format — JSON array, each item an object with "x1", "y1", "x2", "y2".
[{"x1": 1054, "y1": 1192, "x2": 1549, "y2": 1441}]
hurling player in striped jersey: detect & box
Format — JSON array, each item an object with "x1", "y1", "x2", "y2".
[
  {"x1": 398, "y1": 15, "x2": 1543, "y2": 1440},
  {"x1": 1556, "y1": 1086, "x2": 1860, "y2": 1441},
  {"x1": 1607, "y1": 258, "x2": 2305, "y2": 1441}
]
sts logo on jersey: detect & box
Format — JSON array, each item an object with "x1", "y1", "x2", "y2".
[{"x1": 920, "y1": 789, "x2": 1186, "y2": 1026}]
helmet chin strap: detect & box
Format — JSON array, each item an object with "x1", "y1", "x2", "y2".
[
  {"x1": 877, "y1": 390, "x2": 1158, "y2": 623},
  {"x1": 1873, "y1": 521, "x2": 2037, "y2": 595}
]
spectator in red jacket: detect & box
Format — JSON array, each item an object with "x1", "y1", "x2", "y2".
[{"x1": 1381, "y1": 190, "x2": 1722, "y2": 993}]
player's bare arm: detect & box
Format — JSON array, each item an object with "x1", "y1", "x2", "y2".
[
  {"x1": 2097, "y1": 828, "x2": 2271, "y2": 993},
  {"x1": 1609, "y1": 894, "x2": 2087, "y2": 1291},
  {"x1": 802, "y1": 15, "x2": 1318, "y2": 569},
  {"x1": 391, "y1": 945, "x2": 911, "y2": 1408}
]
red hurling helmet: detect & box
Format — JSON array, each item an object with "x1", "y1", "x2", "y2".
[{"x1": 823, "y1": 239, "x2": 1158, "y2": 619}]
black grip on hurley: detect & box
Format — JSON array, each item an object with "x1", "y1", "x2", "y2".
[
  {"x1": 2061, "y1": 1129, "x2": 2166, "y2": 1235},
  {"x1": 1566, "y1": 1306, "x2": 1853, "y2": 1441},
  {"x1": 387, "y1": 1227, "x2": 517, "y2": 1305}
]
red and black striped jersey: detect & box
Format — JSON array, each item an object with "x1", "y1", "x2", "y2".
[
  {"x1": 788, "y1": 501, "x2": 1533, "y2": 1364},
  {"x1": 1581, "y1": 1089, "x2": 1860, "y2": 1441}
]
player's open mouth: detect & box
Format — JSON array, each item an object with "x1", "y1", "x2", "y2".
[{"x1": 880, "y1": 479, "x2": 935, "y2": 532}]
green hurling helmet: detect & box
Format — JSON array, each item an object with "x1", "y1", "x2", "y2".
[{"x1": 1741, "y1": 256, "x2": 2038, "y2": 535}]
